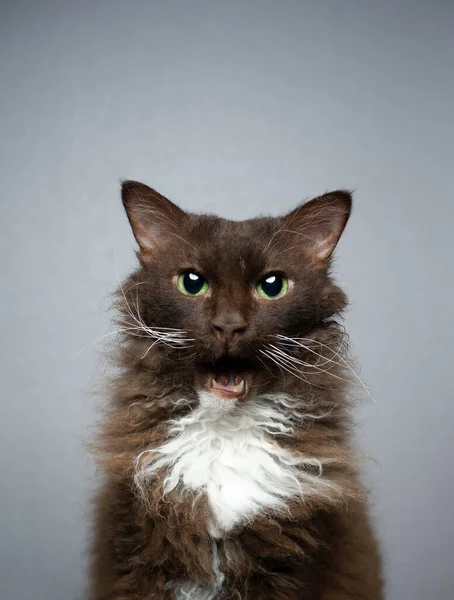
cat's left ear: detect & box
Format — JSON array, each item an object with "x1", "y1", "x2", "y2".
[
  {"x1": 284, "y1": 190, "x2": 352, "y2": 264},
  {"x1": 121, "y1": 180, "x2": 186, "y2": 256}
]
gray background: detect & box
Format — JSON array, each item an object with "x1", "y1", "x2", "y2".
[{"x1": 1, "y1": 1, "x2": 453, "y2": 599}]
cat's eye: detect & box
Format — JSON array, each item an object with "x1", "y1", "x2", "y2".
[
  {"x1": 256, "y1": 274, "x2": 288, "y2": 300},
  {"x1": 177, "y1": 272, "x2": 209, "y2": 296}
]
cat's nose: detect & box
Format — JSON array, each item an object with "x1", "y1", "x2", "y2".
[{"x1": 211, "y1": 316, "x2": 248, "y2": 347}]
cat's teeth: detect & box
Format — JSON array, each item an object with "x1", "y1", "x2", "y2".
[
  {"x1": 211, "y1": 377, "x2": 245, "y2": 395},
  {"x1": 236, "y1": 379, "x2": 245, "y2": 393}
]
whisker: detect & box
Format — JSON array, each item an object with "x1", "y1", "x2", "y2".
[
  {"x1": 74, "y1": 326, "x2": 161, "y2": 356},
  {"x1": 275, "y1": 335, "x2": 346, "y2": 365},
  {"x1": 269, "y1": 344, "x2": 361, "y2": 389},
  {"x1": 141, "y1": 339, "x2": 161, "y2": 359},
  {"x1": 259, "y1": 349, "x2": 289, "y2": 383},
  {"x1": 275, "y1": 339, "x2": 346, "y2": 369},
  {"x1": 268, "y1": 344, "x2": 338, "y2": 372},
  {"x1": 263, "y1": 348, "x2": 324, "y2": 388},
  {"x1": 260, "y1": 349, "x2": 311, "y2": 386},
  {"x1": 273, "y1": 335, "x2": 382, "y2": 410},
  {"x1": 113, "y1": 256, "x2": 194, "y2": 353}
]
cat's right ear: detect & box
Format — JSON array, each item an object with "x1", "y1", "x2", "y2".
[{"x1": 121, "y1": 180, "x2": 186, "y2": 257}]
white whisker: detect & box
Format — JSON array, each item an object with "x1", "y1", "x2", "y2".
[
  {"x1": 98, "y1": 256, "x2": 196, "y2": 355},
  {"x1": 269, "y1": 344, "x2": 361, "y2": 389},
  {"x1": 273, "y1": 335, "x2": 382, "y2": 410},
  {"x1": 74, "y1": 327, "x2": 152, "y2": 356},
  {"x1": 268, "y1": 344, "x2": 338, "y2": 372},
  {"x1": 260, "y1": 349, "x2": 311, "y2": 386}
]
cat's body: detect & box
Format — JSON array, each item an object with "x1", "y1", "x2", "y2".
[{"x1": 90, "y1": 182, "x2": 382, "y2": 599}]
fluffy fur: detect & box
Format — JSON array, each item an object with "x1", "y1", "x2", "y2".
[
  {"x1": 135, "y1": 392, "x2": 338, "y2": 534},
  {"x1": 168, "y1": 540, "x2": 224, "y2": 600},
  {"x1": 89, "y1": 181, "x2": 383, "y2": 599}
]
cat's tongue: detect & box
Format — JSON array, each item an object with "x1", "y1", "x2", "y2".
[{"x1": 210, "y1": 373, "x2": 246, "y2": 399}]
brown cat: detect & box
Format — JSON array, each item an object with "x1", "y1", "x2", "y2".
[{"x1": 90, "y1": 181, "x2": 382, "y2": 599}]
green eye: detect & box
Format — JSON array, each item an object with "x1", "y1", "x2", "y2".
[
  {"x1": 177, "y1": 272, "x2": 209, "y2": 296},
  {"x1": 256, "y1": 274, "x2": 288, "y2": 300}
]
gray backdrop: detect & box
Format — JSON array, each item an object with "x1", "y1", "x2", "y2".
[{"x1": 1, "y1": 1, "x2": 453, "y2": 599}]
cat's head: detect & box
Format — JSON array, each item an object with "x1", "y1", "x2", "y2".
[{"x1": 120, "y1": 181, "x2": 351, "y2": 404}]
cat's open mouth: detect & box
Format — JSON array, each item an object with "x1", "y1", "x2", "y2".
[
  {"x1": 199, "y1": 356, "x2": 254, "y2": 400},
  {"x1": 209, "y1": 373, "x2": 247, "y2": 399}
]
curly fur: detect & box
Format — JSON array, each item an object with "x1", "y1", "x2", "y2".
[{"x1": 89, "y1": 181, "x2": 383, "y2": 600}]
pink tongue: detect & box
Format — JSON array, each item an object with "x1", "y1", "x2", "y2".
[{"x1": 213, "y1": 373, "x2": 237, "y2": 390}]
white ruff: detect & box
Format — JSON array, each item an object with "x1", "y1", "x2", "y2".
[{"x1": 135, "y1": 392, "x2": 332, "y2": 533}]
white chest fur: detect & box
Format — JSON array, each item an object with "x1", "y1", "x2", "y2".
[{"x1": 135, "y1": 392, "x2": 329, "y2": 533}]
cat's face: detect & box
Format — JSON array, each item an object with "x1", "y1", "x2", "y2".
[{"x1": 121, "y1": 181, "x2": 351, "y2": 402}]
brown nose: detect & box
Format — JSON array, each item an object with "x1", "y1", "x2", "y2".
[{"x1": 211, "y1": 316, "x2": 248, "y2": 347}]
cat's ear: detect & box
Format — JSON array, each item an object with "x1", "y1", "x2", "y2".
[
  {"x1": 284, "y1": 190, "x2": 352, "y2": 264},
  {"x1": 121, "y1": 180, "x2": 186, "y2": 254}
]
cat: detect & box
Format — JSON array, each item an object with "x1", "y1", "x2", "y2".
[{"x1": 90, "y1": 180, "x2": 382, "y2": 599}]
